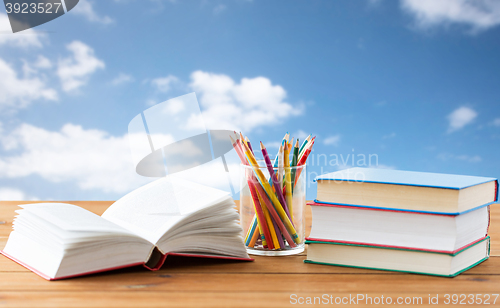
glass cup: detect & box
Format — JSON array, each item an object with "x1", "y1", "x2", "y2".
[{"x1": 239, "y1": 160, "x2": 306, "y2": 256}]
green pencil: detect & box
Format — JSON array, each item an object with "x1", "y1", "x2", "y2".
[{"x1": 290, "y1": 139, "x2": 299, "y2": 193}]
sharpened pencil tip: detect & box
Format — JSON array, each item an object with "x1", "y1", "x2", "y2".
[{"x1": 260, "y1": 141, "x2": 265, "y2": 149}]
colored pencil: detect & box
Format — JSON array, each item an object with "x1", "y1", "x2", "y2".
[
  {"x1": 293, "y1": 138, "x2": 315, "y2": 187},
  {"x1": 252, "y1": 178, "x2": 296, "y2": 247},
  {"x1": 230, "y1": 136, "x2": 248, "y2": 165},
  {"x1": 241, "y1": 141, "x2": 300, "y2": 243},
  {"x1": 260, "y1": 142, "x2": 291, "y2": 219},
  {"x1": 245, "y1": 136, "x2": 254, "y2": 154},
  {"x1": 247, "y1": 173, "x2": 272, "y2": 249},
  {"x1": 283, "y1": 142, "x2": 293, "y2": 218},
  {"x1": 290, "y1": 139, "x2": 299, "y2": 192},
  {"x1": 230, "y1": 136, "x2": 270, "y2": 248},
  {"x1": 257, "y1": 188, "x2": 282, "y2": 249},
  {"x1": 273, "y1": 133, "x2": 288, "y2": 167},
  {"x1": 244, "y1": 216, "x2": 257, "y2": 245},
  {"x1": 298, "y1": 135, "x2": 311, "y2": 154},
  {"x1": 234, "y1": 132, "x2": 316, "y2": 249},
  {"x1": 259, "y1": 191, "x2": 279, "y2": 249},
  {"x1": 278, "y1": 145, "x2": 284, "y2": 190},
  {"x1": 248, "y1": 225, "x2": 260, "y2": 248}
]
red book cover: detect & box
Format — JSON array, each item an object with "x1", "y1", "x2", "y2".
[
  {"x1": 304, "y1": 236, "x2": 489, "y2": 255},
  {"x1": 1, "y1": 250, "x2": 253, "y2": 281}
]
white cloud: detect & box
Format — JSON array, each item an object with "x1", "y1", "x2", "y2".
[
  {"x1": 111, "y1": 73, "x2": 134, "y2": 85},
  {"x1": 34, "y1": 55, "x2": 52, "y2": 69},
  {"x1": 0, "y1": 123, "x2": 151, "y2": 194},
  {"x1": 294, "y1": 130, "x2": 310, "y2": 142},
  {"x1": 263, "y1": 141, "x2": 282, "y2": 149},
  {"x1": 447, "y1": 106, "x2": 477, "y2": 133},
  {"x1": 72, "y1": 0, "x2": 114, "y2": 24},
  {"x1": 324, "y1": 135, "x2": 341, "y2": 146},
  {"x1": 57, "y1": 41, "x2": 105, "y2": 92},
  {"x1": 0, "y1": 187, "x2": 37, "y2": 201},
  {"x1": 163, "y1": 98, "x2": 185, "y2": 114},
  {"x1": 493, "y1": 118, "x2": 500, "y2": 126},
  {"x1": 401, "y1": 0, "x2": 500, "y2": 33},
  {"x1": 0, "y1": 57, "x2": 57, "y2": 112},
  {"x1": 151, "y1": 75, "x2": 179, "y2": 92},
  {"x1": 0, "y1": 13, "x2": 44, "y2": 48},
  {"x1": 0, "y1": 188, "x2": 25, "y2": 201},
  {"x1": 190, "y1": 70, "x2": 302, "y2": 132}
]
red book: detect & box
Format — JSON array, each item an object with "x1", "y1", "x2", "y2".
[
  {"x1": 1, "y1": 250, "x2": 253, "y2": 281},
  {"x1": 1, "y1": 178, "x2": 253, "y2": 280}
]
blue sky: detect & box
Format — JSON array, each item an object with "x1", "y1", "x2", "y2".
[{"x1": 0, "y1": 0, "x2": 499, "y2": 201}]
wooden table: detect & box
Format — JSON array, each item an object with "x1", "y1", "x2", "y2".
[{"x1": 1, "y1": 201, "x2": 499, "y2": 307}]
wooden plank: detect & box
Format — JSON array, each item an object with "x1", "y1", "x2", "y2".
[
  {"x1": 160, "y1": 255, "x2": 500, "y2": 275},
  {"x1": 4, "y1": 290, "x2": 500, "y2": 308},
  {"x1": 2, "y1": 247, "x2": 499, "y2": 275},
  {"x1": 0, "y1": 271, "x2": 499, "y2": 293},
  {"x1": 489, "y1": 203, "x2": 500, "y2": 256}
]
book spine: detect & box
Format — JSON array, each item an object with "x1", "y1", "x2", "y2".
[
  {"x1": 310, "y1": 200, "x2": 493, "y2": 216},
  {"x1": 143, "y1": 247, "x2": 168, "y2": 271},
  {"x1": 495, "y1": 180, "x2": 499, "y2": 202},
  {"x1": 143, "y1": 251, "x2": 255, "y2": 271},
  {"x1": 487, "y1": 205, "x2": 491, "y2": 236},
  {"x1": 305, "y1": 236, "x2": 490, "y2": 256}
]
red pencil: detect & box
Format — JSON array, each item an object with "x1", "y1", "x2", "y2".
[
  {"x1": 294, "y1": 139, "x2": 315, "y2": 186},
  {"x1": 252, "y1": 177, "x2": 296, "y2": 247},
  {"x1": 230, "y1": 135, "x2": 271, "y2": 248},
  {"x1": 260, "y1": 141, "x2": 291, "y2": 219}
]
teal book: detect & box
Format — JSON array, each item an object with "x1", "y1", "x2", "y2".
[
  {"x1": 305, "y1": 237, "x2": 490, "y2": 277},
  {"x1": 315, "y1": 168, "x2": 498, "y2": 215}
]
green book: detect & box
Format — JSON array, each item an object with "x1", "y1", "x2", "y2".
[{"x1": 305, "y1": 237, "x2": 490, "y2": 277}]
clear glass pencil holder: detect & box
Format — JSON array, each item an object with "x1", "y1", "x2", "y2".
[{"x1": 239, "y1": 161, "x2": 306, "y2": 256}]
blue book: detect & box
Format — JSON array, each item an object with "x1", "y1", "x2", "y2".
[{"x1": 315, "y1": 168, "x2": 498, "y2": 215}]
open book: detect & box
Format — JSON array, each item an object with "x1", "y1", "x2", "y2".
[{"x1": 1, "y1": 177, "x2": 251, "y2": 280}]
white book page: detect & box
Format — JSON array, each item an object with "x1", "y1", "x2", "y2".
[
  {"x1": 101, "y1": 176, "x2": 231, "y2": 244},
  {"x1": 19, "y1": 203, "x2": 134, "y2": 234}
]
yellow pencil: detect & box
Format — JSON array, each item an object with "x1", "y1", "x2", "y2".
[
  {"x1": 284, "y1": 142, "x2": 293, "y2": 218},
  {"x1": 240, "y1": 132, "x2": 247, "y2": 146},
  {"x1": 241, "y1": 141, "x2": 300, "y2": 244},
  {"x1": 278, "y1": 145, "x2": 284, "y2": 190},
  {"x1": 256, "y1": 188, "x2": 280, "y2": 249}
]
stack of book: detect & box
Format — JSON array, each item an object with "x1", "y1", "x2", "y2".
[{"x1": 305, "y1": 168, "x2": 499, "y2": 277}]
